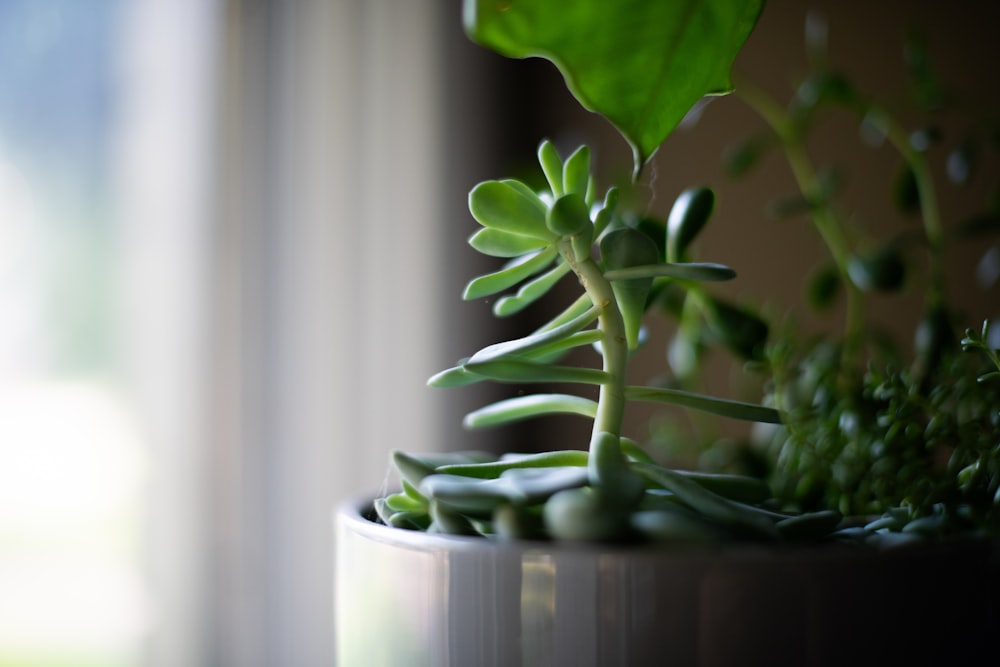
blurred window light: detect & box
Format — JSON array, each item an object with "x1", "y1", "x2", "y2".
[{"x1": 0, "y1": 0, "x2": 217, "y2": 665}]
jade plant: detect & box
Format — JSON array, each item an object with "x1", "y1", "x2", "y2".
[
  {"x1": 372, "y1": 1, "x2": 1000, "y2": 544},
  {"x1": 375, "y1": 144, "x2": 816, "y2": 542},
  {"x1": 373, "y1": 0, "x2": 846, "y2": 543}
]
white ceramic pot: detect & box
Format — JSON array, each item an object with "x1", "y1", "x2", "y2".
[{"x1": 335, "y1": 498, "x2": 997, "y2": 667}]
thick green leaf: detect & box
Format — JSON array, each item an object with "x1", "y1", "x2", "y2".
[
  {"x1": 600, "y1": 228, "x2": 660, "y2": 349},
  {"x1": 537, "y1": 140, "x2": 564, "y2": 197},
  {"x1": 464, "y1": 0, "x2": 764, "y2": 171},
  {"x1": 463, "y1": 247, "x2": 559, "y2": 300},
  {"x1": 468, "y1": 227, "x2": 551, "y2": 258},
  {"x1": 562, "y1": 145, "x2": 591, "y2": 196},
  {"x1": 666, "y1": 187, "x2": 715, "y2": 263},
  {"x1": 469, "y1": 180, "x2": 554, "y2": 239},
  {"x1": 469, "y1": 303, "x2": 599, "y2": 363},
  {"x1": 846, "y1": 245, "x2": 906, "y2": 292},
  {"x1": 625, "y1": 385, "x2": 782, "y2": 423},
  {"x1": 437, "y1": 450, "x2": 589, "y2": 478},
  {"x1": 463, "y1": 393, "x2": 598, "y2": 429},
  {"x1": 427, "y1": 364, "x2": 483, "y2": 388},
  {"x1": 703, "y1": 296, "x2": 769, "y2": 361},
  {"x1": 546, "y1": 193, "x2": 592, "y2": 236},
  {"x1": 517, "y1": 330, "x2": 604, "y2": 364},
  {"x1": 605, "y1": 262, "x2": 736, "y2": 282},
  {"x1": 463, "y1": 359, "x2": 612, "y2": 385}
]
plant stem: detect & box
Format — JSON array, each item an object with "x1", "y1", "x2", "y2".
[
  {"x1": 734, "y1": 74, "x2": 865, "y2": 375},
  {"x1": 877, "y1": 110, "x2": 946, "y2": 309},
  {"x1": 558, "y1": 238, "x2": 629, "y2": 445}
]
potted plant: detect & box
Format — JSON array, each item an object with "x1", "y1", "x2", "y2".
[{"x1": 336, "y1": 2, "x2": 999, "y2": 665}]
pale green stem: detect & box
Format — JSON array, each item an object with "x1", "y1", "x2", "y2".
[
  {"x1": 558, "y1": 238, "x2": 629, "y2": 445},
  {"x1": 878, "y1": 111, "x2": 946, "y2": 309}
]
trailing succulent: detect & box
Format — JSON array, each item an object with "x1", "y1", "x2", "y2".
[{"x1": 373, "y1": 142, "x2": 842, "y2": 544}]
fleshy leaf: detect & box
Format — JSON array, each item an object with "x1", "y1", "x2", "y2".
[
  {"x1": 469, "y1": 303, "x2": 599, "y2": 363},
  {"x1": 625, "y1": 385, "x2": 781, "y2": 423},
  {"x1": 463, "y1": 393, "x2": 598, "y2": 429},
  {"x1": 463, "y1": 247, "x2": 559, "y2": 300},
  {"x1": 464, "y1": 0, "x2": 764, "y2": 172},
  {"x1": 600, "y1": 228, "x2": 660, "y2": 349},
  {"x1": 469, "y1": 180, "x2": 554, "y2": 240},
  {"x1": 469, "y1": 228, "x2": 551, "y2": 258}
]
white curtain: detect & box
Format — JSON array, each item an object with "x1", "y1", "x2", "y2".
[{"x1": 204, "y1": 2, "x2": 454, "y2": 664}]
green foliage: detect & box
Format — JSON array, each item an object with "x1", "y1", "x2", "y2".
[
  {"x1": 463, "y1": 0, "x2": 764, "y2": 173},
  {"x1": 376, "y1": 4, "x2": 1000, "y2": 547},
  {"x1": 765, "y1": 340, "x2": 1000, "y2": 535},
  {"x1": 692, "y1": 13, "x2": 1000, "y2": 539},
  {"x1": 381, "y1": 142, "x2": 803, "y2": 542}
]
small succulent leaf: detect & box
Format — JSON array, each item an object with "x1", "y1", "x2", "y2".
[
  {"x1": 537, "y1": 140, "x2": 564, "y2": 197},
  {"x1": 384, "y1": 491, "x2": 427, "y2": 513},
  {"x1": 546, "y1": 192, "x2": 592, "y2": 236},
  {"x1": 470, "y1": 304, "x2": 600, "y2": 364},
  {"x1": 562, "y1": 145, "x2": 591, "y2": 196},
  {"x1": 427, "y1": 364, "x2": 486, "y2": 388},
  {"x1": 600, "y1": 228, "x2": 661, "y2": 349},
  {"x1": 462, "y1": 359, "x2": 612, "y2": 385},
  {"x1": 463, "y1": 246, "x2": 559, "y2": 300},
  {"x1": 469, "y1": 227, "x2": 551, "y2": 258},
  {"x1": 636, "y1": 217, "x2": 668, "y2": 261},
  {"x1": 625, "y1": 385, "x2": 782, "y2": 423},
  {"x1": 437, "y1": 450, "x2": 589, "y2": 479},
  {"x1": 667, "y1": 187, "x2": 715, "y2": 262},
  {"x1": 463, "y1": 393, "x2": 598, "y2": 429},
  {"x1": 543, "y1": 487, "x2": 626, "y2": 541},
  {"x1": 703, "y1": 296, "x2": 769, "y2": 360},
  {"x1": 633, "y1": 462, "x2": 780, "y2": 538},
  {"x1": 671, "y1": 470, "x2": 772, "y2": 504},
  {"x1": 846, "y1": 245, "x2": 906, "y2": 292},
  {"x1": 499, "y1": 466, "x2": 591, "y2": 503},
  {"x1": 469, "y1": 180, "x2": 554, "y2": 239},
  {"x1": 464, "y1": 0, "x2": 765, "y2": 172},
  {"x1": 392, "y1": 450, "x2": 439, "y2": 487},
  {"x1": 494, "y1": 261, "x2": 573, "y2": 316},
  {"x1": 806, "y1": 264, "x2": 841, "y2": 310},
  {"x1": 520, "y1": 329, "x2": 604, "y2": 364},
  {"x1": 605, "y1": 262, "x2": 736, "y2": 282}
]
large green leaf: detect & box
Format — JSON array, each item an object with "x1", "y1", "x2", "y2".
[{"x1": 464, "y1": 0, "x2": 764, "y2": 172}]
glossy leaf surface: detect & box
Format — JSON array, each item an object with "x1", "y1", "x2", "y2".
[
  {"x1": 463, "y1": 393, "x2": 598, "y2": 429},
  {"x1": 464, "y1": 0, "x2": 764, "y2": 170},
  {"x1": 463, "y1": 246, "x2": 559, "y2": 300},
  {"x1": 469, "y1": 180, "x2": 553, "y2": 239}
]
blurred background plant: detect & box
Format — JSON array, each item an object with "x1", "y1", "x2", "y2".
[{"x1": 649, "y1": 13, "x2": 1000, "y2": 535}]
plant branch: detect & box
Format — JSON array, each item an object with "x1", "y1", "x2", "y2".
[
  {"x1": 558, "y1": 238, "x2": 629, "y2": 444},
  {"x1": 733, "y1": 73, "x2": 865, "y2": 374}
]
